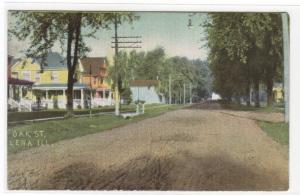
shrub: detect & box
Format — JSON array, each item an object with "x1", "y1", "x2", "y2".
[{"x1": 121, "y1": 87, "x2": 132, "y2": 105}]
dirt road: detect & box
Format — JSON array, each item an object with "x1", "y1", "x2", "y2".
[{"x1": 8, "y1": 106, "x2": 288, "y2": 190}]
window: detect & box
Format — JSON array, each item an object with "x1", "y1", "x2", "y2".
[
  {"x1": 73, "y1": 90, "x2": 81, "y2": 99},
  {"x1": 51, "y1": 72, "x2": 59, "y2": 82},
  {"x1": 35, "y1": 73, "x2": 41, "y2": 82},
  {"x1": 12, "y1": 72, "x2": 18, "y2": 79},
  {"x1": 23, "y1": 71, "x2": 31, "y2": 81}
]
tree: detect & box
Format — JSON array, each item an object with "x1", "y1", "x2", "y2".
[
  {"x1": 108, "y1": 51, "x2": 132, "y2": 105},
  {"x1": 205, "y1": 13, "x2": 283, "y2": 107},
  {"x1": 107, "y1": 46, "x2": 211, "y2": 104}
]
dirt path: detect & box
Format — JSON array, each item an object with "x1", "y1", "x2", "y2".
[{"x1": 8, "y1": 108, "x2": 288, "y2": 190}]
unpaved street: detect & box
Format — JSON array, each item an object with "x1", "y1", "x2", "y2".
[{"x1": 8, "y1": 106, "x2": 288, "y2": 190}]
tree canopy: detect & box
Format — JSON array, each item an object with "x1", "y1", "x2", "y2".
[
  {"x1": 108, "y1": 47, "x2": 212, "y2": 103},
  {"x1": 205, "y1": 13, "x2": 283, "y2": 106}
]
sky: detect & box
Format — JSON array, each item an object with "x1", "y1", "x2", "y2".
[{"x1": 8, "y1": 12, "x2": 209, "y2": 61}]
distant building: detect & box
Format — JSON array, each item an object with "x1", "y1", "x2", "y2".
[
  {"x1": 211, "y1": 92, "x2": 221, "y2": 100},
  {"x1": 129, "y1": 80, "x2": 165, "y2": 104}
]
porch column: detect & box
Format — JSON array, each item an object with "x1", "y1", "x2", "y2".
[
  {"x1": 45, "y1": 90, "x2": 49, "y2": 109},
  {"x1": 19, "y1": 85, "x2": 23, "y2": 101},
  {"x1": 80, "y1": 89, "x2": 84, "y2": 109},
  {"x1": 62, "y1": 89, "x2": 66, "y2": 109},
  {"x1": 30, "y1": 87, "x2": 33, "y2": 100},
  {"x1": 18, "y1": 85, "x2": 22, "y2": 111},
  {"x1": 109, "y1": 91, "x2": 112, "y2": 105},
  {"x1": 102, "y1": 89, "x2": 106, "y2": 99},
  {"x1": 109, "y1": 90, "x2": 112, "y2": 99},
  {"x1": 9, "y1": 85, "x2": 13, "y2": 99}
]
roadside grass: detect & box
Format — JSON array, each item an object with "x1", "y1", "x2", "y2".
[
  {"x1": 258, "y1": 121, "x2": 289, "y2": 145},
  {"x1": 8, "y1": 104, "x2": 185, "y2": 154},
  {"x1": 7, "y1": 105, "x2": 136, "y2": 122},
  {"x1": 219, "y1": 101, "x2": 288, "y2": 145},
  {"x1": 220, "y1": 101, "x2": 284, "y2": 113}
]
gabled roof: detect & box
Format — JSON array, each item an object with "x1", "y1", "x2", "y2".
[
  {"x1": 80, "y1": 57, "x2": 106, "y2": 75},
  {"x1": 34, "y1": 52, "x2": 67, "y2": 70},
  {"x1": 129, "y1": 80, "x2": 160, "y2": 87},
  {"x1": 8, "y1": 55, "x2": 20, "y2": 69}
]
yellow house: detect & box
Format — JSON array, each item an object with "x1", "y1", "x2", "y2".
[{"x1": 10, "y1": 52, "x2": 90, "y2": 109}]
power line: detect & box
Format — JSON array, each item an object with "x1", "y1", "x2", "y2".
[
  {"x1": 112, "y1": 36, "x2": 142, "y2": 39},
  {"x1": 111, "y1": 46, "x2": 142, "y2": 48}
]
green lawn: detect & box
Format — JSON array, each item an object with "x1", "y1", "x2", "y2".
[
  {"x1": 8, "y1": 104, "x2": 185, "y2": 154},
  {"x1": 258, "y1": 121, "x2": 289, "y2": 145},
  {"x1": 8, "y1": 105, "x2": 136, "y2": 122}
]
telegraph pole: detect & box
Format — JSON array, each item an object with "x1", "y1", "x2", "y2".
[
  {"x1": 89, "y1": 64, "x2": 92, "y2": 117},
  {"x1": 281, "y1": 13, "x2": 289, "y2": 123},
  {"x1": 183, "y1": 83, "x2": 186, "y2": 104},
  {"x1": 179, "y1": 91, "x2": 182, "y2": 104},
  {"x1": 113, "y1": 14, "x2": 120, "y2": 116},
  {"x1": 112, "y1": 13, "x2": 142, "y2": 116},
  {"x1": 189, "y1": 82, "x2": 192, "y2": 104},
  {"x1": 169, "y1": 75, "x2": 172, "y2": 104}
]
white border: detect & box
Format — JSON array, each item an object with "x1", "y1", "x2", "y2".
[{"x1": 1, "y1": 1, "x2": 300, "y2": 195}]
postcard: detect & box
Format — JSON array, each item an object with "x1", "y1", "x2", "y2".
[{"x1": 6, "y1": 5, "x2": 290, "y2": 191}]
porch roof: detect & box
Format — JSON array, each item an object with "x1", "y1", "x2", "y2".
[
  {"x1": 32, "y1": 83, "x2": 90, "y2": 90},
  {"x1": 96, "y1": 88, "x2": 111, "y2": 91},
  {"x1": 8, "y1": 77, "x2": 34, "y2": 86}
]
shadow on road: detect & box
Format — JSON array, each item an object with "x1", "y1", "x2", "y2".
[{"x1": 35, "y1": 151, "x2": 288, "y2": 191}]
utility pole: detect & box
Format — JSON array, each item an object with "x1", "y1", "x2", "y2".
[
  {"x1": 169, "y1": 75, "x2": 172, "y2": 104},
  {"x1": 89, "y1": 63, "x2": 92, "y2": 117},
  {"x1": 189, "y1": 82, "x2": 192, "y2": 104},
  {"x1": 111, "y1": 13, "x2": 142, "y2": 116},
  {"x1": 113, "y1": 14, "x2": 120, "y2": 116},
  {"x1": 282, "y1": 13, "x2": 289, "y2": 123},
  {"x1": 179, "y1": 91, "x2": 182, "y2": 104},
  {"x1": 183, "y1": 83, "x2": 186, "y2": 104}
]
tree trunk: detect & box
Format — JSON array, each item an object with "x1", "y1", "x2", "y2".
[
  {"x1": 66, "y1": 71, "x2": 74, "y2": 117},
  {"x1": 246, "y1": 80, "x2": 251, "y2": 106},
  {"x1": 254, "y1": 80, "x2": 260, "y2": 108},
  {"x1": 266, "y1": 79, "x2": 273, "y2": 107},
  {"x1": 236, "y1": 95, "x2": 241, "y2": 105},
  {"x1": 65, "y1": 20, "x2": 75, "y2": 117},
  {"x1": 65, "y1": 13, "x2": 82, "y2": 117}
]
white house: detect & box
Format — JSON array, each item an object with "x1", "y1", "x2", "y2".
[
  {"x1": 211, "y1": 92, "x2": 221, "y2": 100},
  {"x1": 129, "y1": 80, "x2": 165, "y2": 104}
]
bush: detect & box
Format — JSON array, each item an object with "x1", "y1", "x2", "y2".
[
  {"x1": 134, "y1": 100, "x2": 146, "y2": 105},
  {"x1": 121, "y1": 87, "x2": 132, "y2": 105}
]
